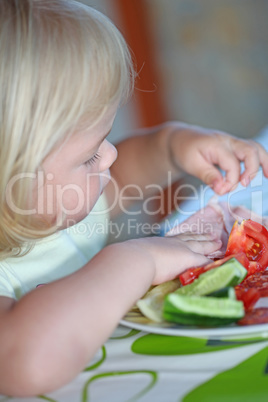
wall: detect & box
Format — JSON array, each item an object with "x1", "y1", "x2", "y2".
[
  {"x1": 79, "y1": 0, "x2": 268, "y2": 140},
  {"x1": 147, "y1": 0, "x2": 268, "y2": 138}
]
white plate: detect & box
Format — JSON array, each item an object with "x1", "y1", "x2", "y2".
[{"x1": 120, "y1": 310, "x2": 268, "y2": 340}]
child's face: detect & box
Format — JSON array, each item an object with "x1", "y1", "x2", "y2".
[{"x1": 40, "y1": 103, "x2": 118, "y2": 229}]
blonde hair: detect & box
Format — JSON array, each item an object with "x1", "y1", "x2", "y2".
[{"x1": 0, "y1": 0, "x2": 135, "y2": 259}]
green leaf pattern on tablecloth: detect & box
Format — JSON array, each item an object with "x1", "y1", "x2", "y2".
[
  {"x1": 183, "y1": 345, "x2": 268, "y2": 402},
  {"x1": 110, "y1": 329, "x2": 140, "y2": 340},
  {"x1": 84, "y1": 346, "x2": 106, "y2": 371},
  {"x1": 81, "y1": 370, "x2": 157, "y2": 402},
  {"x1": 131, "y1": 334, "x2": 266, "y2": 355},
  {"x1": 0, "y1": 396, "x2": 58, "y2": 402},
  {"x1": 37, "y1": 397, "x2": 58, "y2": 402}
]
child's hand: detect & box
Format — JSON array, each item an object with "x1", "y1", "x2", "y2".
[
  {"x1": 130, "y1": 233, "x2": 221, "y2": 285},
  {"x1": 168, "y1": 123, "x2": 268, "y2": 195}
]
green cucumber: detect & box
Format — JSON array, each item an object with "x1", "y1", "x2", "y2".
[
  {"x1": 163, "y1": 311, "x2": 238, "y2": 327},
  {"x1": 227, "y1": 257, "x2": 248, "y2": 279},
  {"x1": 163, "y1": 293, "x2": 244, "y2": 327},
  {"x1": 207, "y1": 286, "x2": 236, "y2": 299},
  {"x1": 176, "y1": 258, "x2": 247, "y2": 297}
]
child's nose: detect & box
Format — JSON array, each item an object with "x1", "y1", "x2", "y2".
[{"x1": 99, "y1": 140, "x2": 118, "y2": 172}]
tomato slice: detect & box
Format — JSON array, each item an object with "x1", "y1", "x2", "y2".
[
  {"x1": 225, "y1": 220, "x2": 268, "y2": 271},
  {"x1": 246, "y1": 261, "x2": 263, "y2": 277},
  {"x1": 178, "y1": 265, "x2": 206, "y2": 286},
  {"x1": 236, "y1": 271, "x2": 268, "y2": 297},
  {"x1": 238, "y1": 308, "x2": 268, "y2": 326},
  {"x1": 179, "y1": 219, "x2": 268, "y2": 286},
  {"x1": 243, "y1": 220, "x2": 268, "y2": 268},
  {"x1": 235, "y1": 287, "x2": 260, "y2": 311},
  {"x1": 179, "y1": 253, "x2": 248, "y2": 286}
]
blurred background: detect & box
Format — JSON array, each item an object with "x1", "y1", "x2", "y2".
[{"x1": 79, "y1": 0, "x2": 268, "y2": 144}]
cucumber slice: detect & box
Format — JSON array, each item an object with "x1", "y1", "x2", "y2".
[
  {"x1": 163, "y1": 311, "x2": 239, "y2": 327},
  {"x1": 165, "y1": 294, "x2": 244, "y2": 317},
  {"x1": 207, "y1": 287, "x2": 236, "y2": 299},
  {"x1": 163, "y1": 293, "x2": 244, "y2": 327},
  {"x1": 176, "y1": 259, "x2": 247, "y2": 297},
  {"x1": 227, "y1": 257, "x2": 248, "y2": 280}
]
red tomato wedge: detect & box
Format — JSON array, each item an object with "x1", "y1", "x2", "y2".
[
  {"x1": 179, "y1": 219, "x2": 268, "y2": 286},
  {"x1": 225, "y1": 219, "x2": 268, "y2": 274},
  {"x1": 236, "y1": 271, "x2": 268, "y2": 298},
  {"x1": 238, "y1": 308, "x2": 268, "y2": 326},
  {"x1": 235, "y1": 287, "x2": 260, "y2": 311},
  {"x1": 178, "y1": 265, "x2": 205, "y2": 286}
]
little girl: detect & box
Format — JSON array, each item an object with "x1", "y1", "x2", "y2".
[{"x1": 0, "y1": 0, "x2": 267, "y2": 397}]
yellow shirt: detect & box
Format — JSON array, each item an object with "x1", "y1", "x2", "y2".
[{"x1": 0, "y1": 195, "x2": 109, "y2": 299}]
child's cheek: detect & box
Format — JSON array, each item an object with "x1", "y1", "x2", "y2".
[{"x1": 85, "y1": 174, "x2": 103, "y2": 211}]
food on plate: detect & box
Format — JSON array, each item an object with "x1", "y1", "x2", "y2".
[
  {"x1": 207, "y1": 286, "x2": 236, "y2": 299},
  {"x1": 234, "y1": 271, "x2": 268, "y2": 312},
  {"x1": 225, "y1": 220, "x2": 268, "y2": 275},
  {"x1": 136, "y1": 279, "x2": 180, "y2": 322},
  {"x1": 136, "y1": 258, "x2": 247, "y2": 327},
  {"x1": 134, "y1": 201, "x2": 268, "y2": 328},
  {"x1": 236, "y1": 271, "x2": 268, "y2": 297},
  {"x1": 166, "y1": 198, "x2": 268, "y2": 260},
  {"x1": 176, "y1": 258, "x2": 247, "y2": 297},
  {"x1": 163, "y1": 258, "x2": 246, "y2": 327},
  {"x1": 238, "y1": 308, "x2": 268, "y2": 326},
  {"x1": 179, "y1": 253, "x2": 249, "y2": 286},
  {"x1": 163, "y1": 294, "x2": 244, "y2": 327},
  {"x1": 234, "y1": 287, "x2": 260, "y2": 311},
  {"x1": 180, "y1": 219, "x2": 268, "y2": 286}
]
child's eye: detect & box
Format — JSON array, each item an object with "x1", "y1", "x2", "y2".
[{"x1": 84, "y1": 152, "x2": 101, "y2": 166}]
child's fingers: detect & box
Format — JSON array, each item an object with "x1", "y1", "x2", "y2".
[
  {"x1": 257, "y1": 143, "x2": 268, "y2": 177},
  {"x1": 178, "y1": 253, "x2": 212, "y2": 273},
  {"x1": 195, "y1": 149, "x2": 241, "y2": 195},
  {"x1": 233, "y1": 140, "x2": 261, "y2": 186},
  {"x1": 211, "y1": 149, "x2": 242, "y2": 194},
  {"x1": 184, "y1": 238, "x2": 222, "y2": 256},
  {"x1": 174, "y1": 232, "x2": 218, "y2": 242},
  {"x1": 240, "y1": 141, "x2": 268, "y2": 183}
]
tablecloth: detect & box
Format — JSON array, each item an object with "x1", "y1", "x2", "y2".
[{"x1": 2, "y1": 324, "x2": 268, "y2": 402}]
